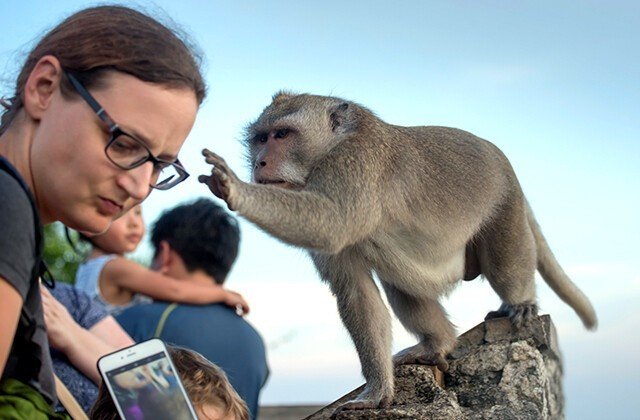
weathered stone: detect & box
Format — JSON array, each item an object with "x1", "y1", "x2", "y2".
[
  {"x1": 449, "y1": 323, "x2": 485, "y2": 360},
  {"x1": 306, "y1": 315, "x2": 564, "y2": 419}
]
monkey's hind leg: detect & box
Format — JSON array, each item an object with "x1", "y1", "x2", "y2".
[
  {"x1": 314, "y1": 253, "x2": 394, "y2": 411},
  {"x1": 480, "y1": 196, "x2": 539, "y2": 328},
  {"x1": 382, "y1": 282, "x2": 456, "y2": 372}
]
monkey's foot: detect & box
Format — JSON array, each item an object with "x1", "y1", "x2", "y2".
[
  {"x1": 393, "y1": 343, "x2": 449, "y2": 371},
  {"x1": 485, "y1": 302, "x2": 538, "y2": 329},
  {"x1": 334, "y1": 390, "x2": 393, "y2": 412}
]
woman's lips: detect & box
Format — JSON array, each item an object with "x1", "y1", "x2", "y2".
[{"x1": 97, "y1": 197, "x2": 123, "y2": 216}]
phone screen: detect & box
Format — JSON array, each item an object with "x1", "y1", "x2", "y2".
[{"x1": 104, "y1": 351, "x2": 194, "y2": 420}]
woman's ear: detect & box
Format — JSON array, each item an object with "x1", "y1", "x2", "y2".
[{"x1": 22, "y1": 55, "x2": 63, "y2": 121}]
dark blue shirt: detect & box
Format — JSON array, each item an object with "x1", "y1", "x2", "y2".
[{"x1": 116, "y1": 303, "x2": 269, "y2": 419}]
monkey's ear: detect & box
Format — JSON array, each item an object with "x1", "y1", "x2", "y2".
[
  {"x1": 272, "y1": 90, "x2": 295, "y2": 104},
  {"x1": 330, "y1": 102, "x2": 353, "y2": 133}
]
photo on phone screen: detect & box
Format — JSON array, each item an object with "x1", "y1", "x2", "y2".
[{"x1": 99, "y1": 339, "x2": 196, "y2": 420}]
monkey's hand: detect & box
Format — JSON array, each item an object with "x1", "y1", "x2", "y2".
[{"x1": 199, "y1": 149, "x2": 242, "y2": 211}]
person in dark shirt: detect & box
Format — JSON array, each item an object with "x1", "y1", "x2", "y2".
[
  {"x1": 117, "y1": 199, "x2": 269, "y2": 420},
  {"x1": 0, "y1": 5, "x2": 205, "y2": 415}
]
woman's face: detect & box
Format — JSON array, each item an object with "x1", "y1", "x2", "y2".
[
  {"x1": 90, "y1": 205, "x2": 145, "y2": 254},
  {"x1": 31, "y1": 70, "x2": 198, "y2": 234}
]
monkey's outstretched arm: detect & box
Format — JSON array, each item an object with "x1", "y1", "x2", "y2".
[{"x1": 199, "y1": 148, "x2": 382, "y2": 254}]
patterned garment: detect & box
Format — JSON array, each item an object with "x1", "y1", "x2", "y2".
[{"x1": 47, "y1": 283, "x2": 108, "y2": 413}]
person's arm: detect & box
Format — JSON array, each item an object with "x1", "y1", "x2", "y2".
[
  {"x1": 102, "y1": 258, "x2": 250, "y2": 313},
  {"x1": 0, "y1": 278, "x2": 23, "y2": 377},
  {"x1": 89, "y1": 316, "x2": 134, "y2": 348},
  {"x1": 41, "y1": 286, "x2": 116, "y2": 384}
]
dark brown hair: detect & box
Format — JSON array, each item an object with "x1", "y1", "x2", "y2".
[
  {"x1": 90, "y1": 346, "x2": 249, "y2": 420},
  {"x1": 0, "y1": 5, "x2": 206, "y2": 135}
]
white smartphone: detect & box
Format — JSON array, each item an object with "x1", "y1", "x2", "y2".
[{"x1": 97, "y1": 338, "x2": 198, "y2": 420}]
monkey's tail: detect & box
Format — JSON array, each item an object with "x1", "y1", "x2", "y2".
[{"x1": 526, "y1": 203, "x2": 598, "y2": 330}]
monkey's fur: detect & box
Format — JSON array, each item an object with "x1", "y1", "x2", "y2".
[{"x1": 199, "y1": 92, "x2": 597, "y2": 411}]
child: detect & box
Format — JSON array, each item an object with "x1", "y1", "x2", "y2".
[
  {"x1": 89, "y1": 346, "x2": 249, "y2": 420},
  {"x1": 74, "y1": 205, "x2": 249, "y2": 315}
]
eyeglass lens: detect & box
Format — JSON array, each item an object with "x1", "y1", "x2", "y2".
[{"x1": 106, "y1": 135, "x2": 181, "y2": 188}]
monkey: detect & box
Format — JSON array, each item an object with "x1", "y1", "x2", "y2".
[{"x1": 198, "y1": 91, "x2": 598, "y2": 411}]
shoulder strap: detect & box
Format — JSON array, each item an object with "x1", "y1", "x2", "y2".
[
  {"x1": 0, "y1": 156, "x2": 42, "y2": 255},
  {"x1": 153, "y1": 303, "x2": 178, "y2": 338},
  {"x1": 54, "y1": 374, "x2": 88, "y2": 420},
  {"x1": 0, "y1": 156, "x2": 51, "y2": 287},
  {"x1": 0, "y1": 156, "x2": 53, "y2": 340}
]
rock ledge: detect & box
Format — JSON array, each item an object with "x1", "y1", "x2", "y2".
[{"x1": 307, "y1": 315, "x2": 563, "y2": 420}]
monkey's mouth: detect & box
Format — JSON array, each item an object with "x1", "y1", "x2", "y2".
[
  {"x1": 256, "y1": 178, "x2": 302, "y2": 190},
  {"x1": 257, "y1": 179, "x2": 286, "y2": 185}
]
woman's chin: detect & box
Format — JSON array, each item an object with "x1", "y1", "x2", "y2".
[{"x1": 66, "y1": 215, "x2": 113, "y2": 237}]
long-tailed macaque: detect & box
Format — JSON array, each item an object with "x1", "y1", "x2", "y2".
[{"x1": 199, "y1": 92, "x2": 597, "y2": 410}]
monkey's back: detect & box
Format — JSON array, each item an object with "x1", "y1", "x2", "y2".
[{"x1": 380, "y1": 125, "x2": 518, "y2": 225}]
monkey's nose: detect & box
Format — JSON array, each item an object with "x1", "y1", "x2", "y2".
[{"x1": 256, "y1": 161, "x2": 267, "y2": 168}]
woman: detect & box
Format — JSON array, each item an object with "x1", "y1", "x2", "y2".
[{"x1": 0, "y1": 5, "x2": 205, "y2": 416}]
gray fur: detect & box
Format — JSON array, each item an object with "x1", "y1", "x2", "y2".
[{"x1": 199, "y1": 93, "x2": 597, "y2": 410}]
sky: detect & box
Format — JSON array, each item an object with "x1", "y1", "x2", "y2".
[{"x1": 1, "y1": 1, "x2": 639, "y2": 418}]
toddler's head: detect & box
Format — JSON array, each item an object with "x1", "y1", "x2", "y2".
[{"x1": 86, "y1": 205, "x2": 145, "y2": 254}]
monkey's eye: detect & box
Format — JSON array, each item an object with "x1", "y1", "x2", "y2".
[
  {"x1": 274, "y1": 128, "x2": 290, "y2": 139},
  {"x1": 255, "y1": 134, "x2": 268, "y2": 143}
]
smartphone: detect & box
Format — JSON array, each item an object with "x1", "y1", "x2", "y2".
[{"x1": 97, "y1": 338, "x2": 198, "y2": 420}]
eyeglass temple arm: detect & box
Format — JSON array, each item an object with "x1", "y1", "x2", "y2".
[{"x1": 65, "y1": 72, "x2": 118, "y2": 132}]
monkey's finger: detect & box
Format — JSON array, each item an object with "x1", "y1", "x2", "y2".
[
  {"x1": 202, "y1": 148, "x2": 225, "y2": 163},
  {"x1": 204, "y1": 156, "x2": 229, "y2": 169},
  {"x1": 198, "y1": 175, "x2": 210, "y2": 184},
  {"x1": 212, "y1": 167, "x2": 229, "y2": 182},
  {"x1": 201, "y1": 148, "x2": 216, "y2": 157}
]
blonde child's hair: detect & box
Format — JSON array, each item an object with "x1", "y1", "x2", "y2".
[
  {"x1": 90, "y1": 345, "x2": 249, "y2": 420},
  {"x1": 171, "y1": 346, "x2": 249, "y2": 420}
]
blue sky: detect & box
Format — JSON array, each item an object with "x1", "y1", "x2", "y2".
[{"x1": 2, "y1": 1, "x2": 639, "y2": 417}]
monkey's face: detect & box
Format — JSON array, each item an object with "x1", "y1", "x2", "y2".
[
  {"x1": 246, "y1": 124, "x2": 307, "y2": 190},
  {"x1": 244, "y1": 92, "x2": 350, "y2": 190}
]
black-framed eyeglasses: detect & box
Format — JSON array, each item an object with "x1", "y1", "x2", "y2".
[{"x1": 65, "y1": 71, "x2": 189, "y2": 190}]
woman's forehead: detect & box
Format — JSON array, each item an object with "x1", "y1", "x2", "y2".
[{"x1": 90, "y1": 71, "x2": 198, "y2": 155}]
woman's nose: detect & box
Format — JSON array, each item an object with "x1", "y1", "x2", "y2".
[{"x1": 117, "y1": 162, "x2": 153, "y2": 200}]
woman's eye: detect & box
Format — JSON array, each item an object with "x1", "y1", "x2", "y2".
[
  {"x1": 113, "y1": 140, "x2": 135, "y2": 151},
  {"x1": 111, "y1": 136, "x2": 143, "y2": 154}
]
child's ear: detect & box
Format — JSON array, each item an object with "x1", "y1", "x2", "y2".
[{"x1": 152, "y1": 241, "x2": 172, "y2": 274}]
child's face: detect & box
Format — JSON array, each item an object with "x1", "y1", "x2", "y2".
[
  {"x1": 91, "y1": 205, "x2": 145, "y2": 254},
  {"x1": 196, "y1": 404, "x2": 237, "y2": 420}
]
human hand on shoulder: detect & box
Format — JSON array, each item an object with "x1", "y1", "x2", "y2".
[{"x1": 222, "y1": 289, "x2": 250, "y2": 316}]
